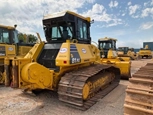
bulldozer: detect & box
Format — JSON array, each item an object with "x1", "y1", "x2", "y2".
[
  {"x1": 127, "y1": 48, "x2": 138, "y2": 60},
  {"x1": 124, "y1": 62, "x2": 153, "y2": 115},
  {"x1": 117, "y1": 47, "x2": 137, "y2": 60},
  {"x1": 117, "y1": 47, "x2": 129, "y2": 56},
  {"x1": 138, "y1": 45, "x2": 152, "y2": 59},
  {"x1": 98, "y1": 37, "x2": 131, "y2": 79},
  {"x1": 4, "y1": 11, "x2": 121, "y2": 110},
  {"x1": 0, "y1": 24, "x2": 34, "y2": 84}
]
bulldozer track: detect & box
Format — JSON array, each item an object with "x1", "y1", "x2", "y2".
[
  {"x1": 124, "y1": 63, "x2": 153, "y2": 115},
  {"x1": 58, "y1": 64, "x2": 120, "y2": 110}
]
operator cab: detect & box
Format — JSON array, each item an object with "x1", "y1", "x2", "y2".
[
  {"x1": 98, "y1": 37, "x2": 117, "y2": 58},
  {"x1": 0, "y1": 25, "x2": 19, "y2": 44},
  {"x1": 117, "y1": 47, "x2": 129, "y2": 54},
  {"x1": 0, "y1": 25, "x2": 33, "y2": 46},
  {"x1": 43, "y1": 11, "x2": 91, "y2": 44},
  {"x1": 38, "y1": 11, "x2": 92, "y2": 70}
]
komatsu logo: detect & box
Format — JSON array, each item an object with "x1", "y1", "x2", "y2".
[
  {"x1": 60, "y1": 48, "x2": 67, "y2": 53},
  {"x1": 8, "y1": 47, "x2": 13, "y2": 51},
  {"x1": 82, "y1": 48, "x2": 86, "y2": 53}
]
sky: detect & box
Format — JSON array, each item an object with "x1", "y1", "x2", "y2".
[{"x1": 0, "y1": 0, "x2": 153, "y2": 48}]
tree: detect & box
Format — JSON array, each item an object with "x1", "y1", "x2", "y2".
[
  {"x1": 27, "y1": 34, "x2": 37, "y2": 43},
  {"x1": 17, "y1": 33, "x2": 37, "y2": 43},
  {"x1": 18, "y1": 33, "x2": 25, "y2": 42}
]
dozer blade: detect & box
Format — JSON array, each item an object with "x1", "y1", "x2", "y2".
[
  {"x1": 58, "y1": 64, "x2": 120, "y2": 110},
  {"x1": 124, "y1": 63, "x2": 153, "y2": 115}
]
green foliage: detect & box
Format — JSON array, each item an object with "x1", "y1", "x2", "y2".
[
  {"x1": 27, "y1": 34, "x2": 37, "y2": 43},
  {"x1": 18, "y1": 33, "x2": 25, "y2": 42},
  {"x1": 18, "y1": 33, "x2": 37, "y2": 43}
]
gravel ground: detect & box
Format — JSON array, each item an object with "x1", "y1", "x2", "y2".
[{"x1": 0, "y1": 59, "x2": 152, "y2": 115}]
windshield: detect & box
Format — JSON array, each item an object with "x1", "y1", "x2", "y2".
[
  {"x1": 13, "y1": 29, "x2": 19, "y2": 43},
  {"x1": 52, "y1": 26, "x2": 72, "y2": 39},
  {"x1": 99, "y1": 41, "x2": 116, "y2": 50},
  {"x1": 0, "y1": 27, "x2": 10, "y2": 43},
  {"x1": 44, "y1": 22, "x2": 73, "y2": 42},
  {"x1": 0, "y1": 27, "x2": 19, "y2": 44}
]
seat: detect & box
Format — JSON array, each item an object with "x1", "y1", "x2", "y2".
[{"x1": 63, "y1": 30, "x2": 68, "y2": 39}]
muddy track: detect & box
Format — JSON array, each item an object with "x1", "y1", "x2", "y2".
[
  {"x1": 124, "y1": 63, "x2": 153, "y2": 115},
  {"x1": 58, "y1": 64, "x2": 120, "y2": 110}
]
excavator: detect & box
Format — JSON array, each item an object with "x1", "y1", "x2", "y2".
[
  {"x1": 124, "y1": 62, "x2": 153, "y2": 115},
  {"x1": 0, "y1": 24, "x2": 34, "y2": 84},
  {"x1": 4, "y1": 11, "x2": 121, "y2": 110},
  {"x1": 98, "y1": 37, "x2": 131, "y2": 79},
  {"x1": 138, "y1": 45, "x2": 152, "y2": 59}
]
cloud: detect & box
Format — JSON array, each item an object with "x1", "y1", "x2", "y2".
[
  {"x1": 107, "y1": 18, "x2": 122, "y2": 27},
  {"x1": 139, "y1": 22, "x2": 153, "y2": 30},
  {"x1": 109, "y1": 1, "x2": 118, "y2": 8},
  {"x1": 141, "y1": 7, "x2": 153, "y2": 17},
  {"x1": 0, "y1": 0, "x2": 94, "y2": 35},
  {"x1": 131, "y1": 15, "x2": 139, "y2": 18},
  {"x1": 122, "y1": 13, "x2": 125, "y2": 16},
  {"x1": 129, "y1": 4, "x2": 140, "y2": 15},
  {"x1": 82, "y1": 4, "x2": 109, "y2": 22},
  {"x1": 82, "y1": 3, "x2": 122, "y2": 27},
  {"x1": 151, "y1": 0, "x2": 153, "y2": 6},
  {"x1": 144, "y1": 0, "x2": 153, "y2": 7},
  {"x1": 144, "y1": 1, "x2": 150, "y2": 7},
  {"x1": 87, "y1": 0, "x2": 95, "y2": 3},
  {"x1": 127, "y1": 2, "x2": 131, "y2": 6}
]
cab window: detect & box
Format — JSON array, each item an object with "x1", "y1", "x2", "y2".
[
  {"x1": 0, "y1": 28, "x2": 10, "y2": 43},
  {"x1": 78, "y1": 20, "x2": 88, "y2": 40}
]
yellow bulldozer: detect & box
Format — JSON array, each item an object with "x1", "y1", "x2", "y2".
[
  {"x1": 117, "y1": 47, "x2": 129, "y2": 56},
  {"x1": 4, "y1": 11, "x2": 122, "y2": 110},
  {"x1": 138, "y1": 45, "x2": 152, "y2": 59},
  {"x1": 98, "y1": 37, "x2": 131, "y2": 79},
  {"x1": 124, "y1": 63, "x2": 153, "y2": 115},
  {"x1": 117, "y1": 47, "x2": 137, "y2": 60},
  {"x1": 0, "y1": 24, "x2": 35, "y2": 84},
  {"x1": 124, "y1": 46, "x2": 153, "y2": 115}
]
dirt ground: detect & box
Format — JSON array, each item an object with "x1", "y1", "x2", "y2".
[{"x1": 0, "y1": 59, "x2": 152, "y2": 115}]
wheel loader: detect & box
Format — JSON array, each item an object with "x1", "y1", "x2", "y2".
[
  {"x1": 138, "y1": 45, "x2": 152, "y2": 59},
  {"x1": 4, "y1": 11, "x2": 121, "y2": 110},
  {"x1": 124, "y1": 62, "x2": 153, "y2": 115},
  {"x1": 0, "y1": 24, "x2": 34, "y2": 84},
  {"x1": 98, "y1": 37, "x2": 131, "y2": 79}
]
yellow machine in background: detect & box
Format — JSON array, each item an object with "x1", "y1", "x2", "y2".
[
  {"x1": 4, "y1": 11, "x2": 121, "y2": 110},
  {"x1": 117, "y1": 47, "x2": 137, "y2": 60},
  {"x1": 0, "y1": 24, "x2": 34, "y2": 84},
  {"x1": 124, "y1": 63, "x2": 153, "y2": 115},
  {"x1": 126, "y1": 48, "x2": 137, "y2": 60},
  {"x1": 98, "y1": 37, "x2": 131, "y2": 79},
  {"x1": 117, "y1": 47, "x2": 129, "y2": 56},
  {"x1": 138, "y1": 45, "x2": 152, "y2": 59}
]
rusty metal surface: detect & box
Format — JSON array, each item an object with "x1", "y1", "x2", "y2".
[
  {"x1": 4, "y1": 65, "x2": 10, "y2": 86},
  {"x1": 12, "y1": 65, "x2": 19, "y2": 88},
  {"x1": 124, "y1": 62, "x2": 153, "y2": 115},
  {"x1": 58, "y1": 64, "x2": 120, "y2": 110}
]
